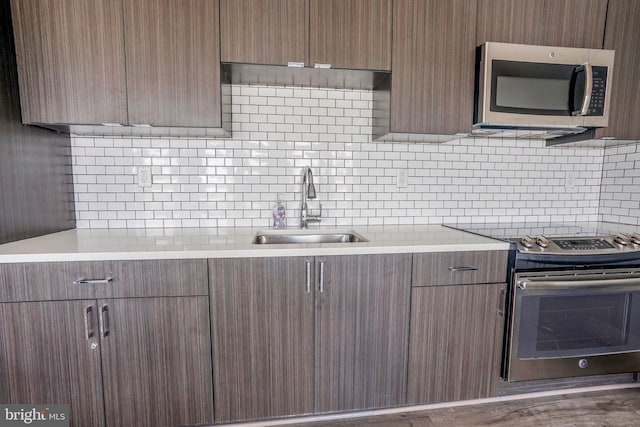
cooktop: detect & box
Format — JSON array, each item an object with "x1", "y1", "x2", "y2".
[{"x1": 444, "y1": 221, "x2": 640, "y2": 255}]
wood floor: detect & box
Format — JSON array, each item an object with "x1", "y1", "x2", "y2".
[{"x1": 280, "y1": 387, "x2": 640, "y2": 427}]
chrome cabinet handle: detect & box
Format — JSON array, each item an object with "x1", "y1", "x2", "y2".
[
  {"x1": 305, "y1": 260, "x2": 311, "y2": 293},
  {"x1": 73, "y1": 276, "x2": 114, "y2": 285},
  {"x1": 498, "y1": 288, "x2": 506, "y2": 317},
  {"x1": 98, "y1": 304, "x2": 110, "y2": 338},
  {"x1": 83, "y1": 305, "x2": 95, "y2": 340},
  {"x1": 448, "y1": 266, "x2": 479, "y2": 272},
  {"x1": 319, "y1": 261, "x2": 325, "y2": 293}
]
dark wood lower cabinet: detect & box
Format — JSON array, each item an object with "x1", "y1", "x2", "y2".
[
  {"x1": 210, "y1": 254, "x2": 412, "y2": 422},
  {"x1": 407, "y1": 283, "x2": 505, "y2": 404},
  {"x1": 0, "y1": 253, "x2": 507, "y2": 425},
  {"x1": 0, "y1": 296, "x2": 213, "y2": 427},
  {"x1": 0, "y1": 300, "x2": 106, "y2": 427},
  {"x1": 100, "y1": 296, "x2": 213, "y2": 427},
  {"x1": 209, "y1": 257, "x2": 315, "y2": 422},
  {"x1": 0, "y1": 260, "x2": 213, "y2": 427},
  {"x1": 314, "y1": 254, "x2": 411, "y2": 412}
]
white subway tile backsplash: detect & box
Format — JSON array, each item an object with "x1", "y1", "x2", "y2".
[
  {"x1": 70, "y1": 84, "x2": 611, "y2": 229},
  {"x1": 600, "y1": 143, "x2": 640, "y2": 225}
]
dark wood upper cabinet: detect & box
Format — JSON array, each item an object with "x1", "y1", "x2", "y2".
[
  {"x1": 389, "y1": 0, "x2": 477, "y2": 135},
  {"x1": 541, "y1": 0, "x2": 607, "y2": 49},
  {"x1": 309, "y1": 0, "x2": 392, "y2": 70},
  {"x1": 11, "y1": 0, "x2": 226, "y2": 129},
  {"x1": 476, "y1": 0, "x2": 607, "y2": 48},
  {"x1": 10, "y1": 0, "x2": 127, "y2": 124},
  {"x1": 123, "y1": 0, "x2": 222, "y2": 127},
  {"x1": 220, "y1": 0, "x2": 308, "y2": 65},
  {"x1": 220, "y1": 0, "x2": 391, "y2": 71},
  {"x1": 598, "y1": 0, "x2": 640, "y2": 140},
  {"x1": 476, "y1": 0, "x2": 545, "y2": 45}
]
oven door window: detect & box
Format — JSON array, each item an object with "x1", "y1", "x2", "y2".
[
  {"x1": 491, "y1": 60, "x2": 579, "y2": 116},
  {"x1": 517, "y1": 291, "x2": 640, "y2": 359}
]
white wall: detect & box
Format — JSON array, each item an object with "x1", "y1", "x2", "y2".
[
  {"x1": 71, "y1": 84, "x2": 605, "y2": 229},
  {"x1": 600, "y1": 144, "x2": 640, "y2": 226}
]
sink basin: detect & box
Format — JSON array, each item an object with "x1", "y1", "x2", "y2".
[{"x1": 253, "y1": 230, "x2": 368, "y2": 245}]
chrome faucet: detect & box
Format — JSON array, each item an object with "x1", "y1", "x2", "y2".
[{"x1": 300, "y1": 168, "x2": 322, "y2": 228}]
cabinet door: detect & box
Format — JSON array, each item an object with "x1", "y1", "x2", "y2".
[
  {"x1": 99, "y1": 296, "x2": 214, "y2": 426},
  {"x1": 0, "y1": 300, "x2": 105, "y2": 427},
  {"x1": 123, "y1": 0, "x2": 222, "y2": 127},
  {"x1": 476, "y1": 0, "x2": 607, "y2": 48},
  {"x1": 309, "y1": 0, "x2": 392, "y2": 71},
  {"x1": 220, "y1": 0, "x2": 308, "y2": 66},
  {"x1": 391, "y1": 0, "x2": 477, "y2": 134},
  {"x1": 10, "y1": 0, "x2": 127, "y2": 124},
  {"x1": 407, "y1": 283, "x2": 504, "y2": 404},
  {"x1": 315, "y1": 254, "x2": 412, "y2": 412},
  {"x1": 209, "y1": 257, "x2": 315, "y2": 422},
  {"x1": 598, "y1": 0, "x2": 640, "y2": 140}
]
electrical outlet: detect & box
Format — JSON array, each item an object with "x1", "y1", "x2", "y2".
[
  {"x1": 397, "y1": 170, "x2": 408, "y2": 188},
  {"x1": 137, "y1": 166, "x2": 152, "y2": 188},
  {"x1": 565, "y1": 171, "x2": 577, "y2": 191}
]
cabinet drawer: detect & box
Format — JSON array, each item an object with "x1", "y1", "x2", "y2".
[
  {"x1": 0, "y1": 259, "x2": 208, "y2": 302},
  {"x1": 412, "y1": 251, "x2": 508, "y2": 287}
]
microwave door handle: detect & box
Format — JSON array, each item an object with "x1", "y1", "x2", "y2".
[
  {"x1": 517, "y1": 276, "x2": 640, "y2": 291},
  {"x1": 575, "y1": 62, "x2": 593, "y2": 116}
]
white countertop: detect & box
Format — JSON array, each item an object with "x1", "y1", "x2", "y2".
[{"x1": 0, "y1": 225, "x2": 509, "y2": 263}]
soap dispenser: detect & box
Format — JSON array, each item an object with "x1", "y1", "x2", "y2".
[{"x1": 273, "y1": 194, "x2": 287, "y2": 229}]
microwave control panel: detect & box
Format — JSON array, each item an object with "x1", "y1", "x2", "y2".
[{"x1": 587, "y1": 66, "x2": 608, "y2": 116}]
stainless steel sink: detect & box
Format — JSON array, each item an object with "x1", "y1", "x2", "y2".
[{"x1": 253, "y1": 230, "x2": 368, "y2": 245}]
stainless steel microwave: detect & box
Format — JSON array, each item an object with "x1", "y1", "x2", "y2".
[{"x1": 473, "y1": 42, "x2": 615, "y2": 139}]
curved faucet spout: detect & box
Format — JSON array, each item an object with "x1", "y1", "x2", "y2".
[
  {"x1": 306, "y1": 168, "x2": 317, "y2": 199},
  {"x1": 300, "y1": 168, "x2": 321, "y2": 228}
]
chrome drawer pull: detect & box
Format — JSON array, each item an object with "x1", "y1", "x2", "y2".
[
  {"x1": 448, "y1": 266, "x2": 479, "y2": 272},
  {"x1": 73, "y1": 276, "x2": 114, "y2": 285}
]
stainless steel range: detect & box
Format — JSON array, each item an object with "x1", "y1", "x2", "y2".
[{"x1": 447, "y1": 222, "x2": 640, "y2": 382}]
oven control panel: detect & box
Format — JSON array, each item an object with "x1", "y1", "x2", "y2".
[
  {"x1": 553, "y1": 239, "x2": 615, "y2": 250},
  {"x1": 517, "y1": 234, "x2": 640, "y2": 254}
]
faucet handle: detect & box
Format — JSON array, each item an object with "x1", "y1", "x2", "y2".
[{"x1": 307, "y1": 202, "x2": 322, "y2": 224}]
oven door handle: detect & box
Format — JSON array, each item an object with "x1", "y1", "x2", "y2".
[{"x1": 517, "y1": 276, "x2": 640, "y2": 291}]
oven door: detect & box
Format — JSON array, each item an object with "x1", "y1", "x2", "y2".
[{"x1": 507, "y1": 269, "x2": 640, "y2": 382}]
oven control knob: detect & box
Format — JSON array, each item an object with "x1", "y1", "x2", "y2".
[
  {"x1": 521, "y1": 235, "x2": 534, "y2": 248},
  {"x1": 614, "y1": 234, "x2": 630, "y2": 246},
  {"x1": 631, "y1": 233, "x2": 640, "y2": 246},
  {"x1": 578, "y1": 359, "x2": 588, "y2": 369},
  {"x1": 536, "y1": 236, "x2": 550, "y2": 248}
]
